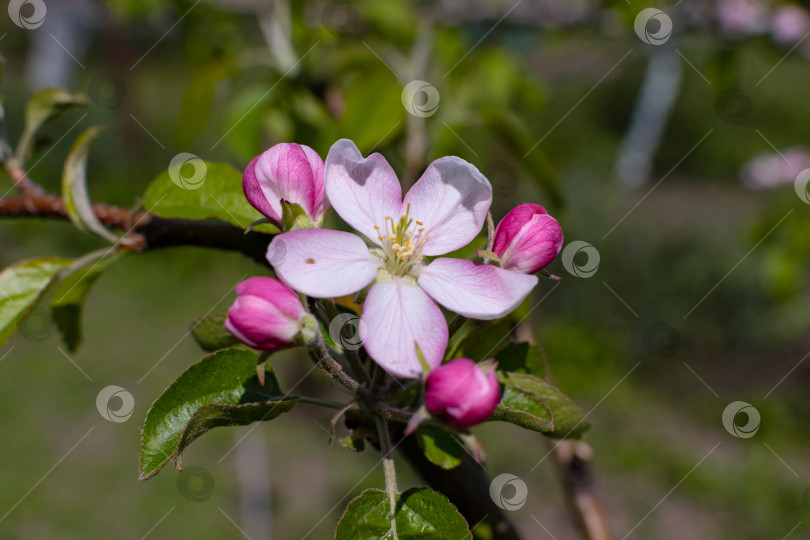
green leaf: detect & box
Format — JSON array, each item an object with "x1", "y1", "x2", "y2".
[
  {"x1": 143, "y1": 161, "x2": 280, "y2": 233},
  {"x1": 336, "y1": 488, "x2": 471, "y2": 539},
  {"x1": 338, "y1": 70, "x2": 405, "y2": 153},
  {"x1": 490, "y1": 386, "x2": 554, "y2": 433},
  {"x1": 61, "y1": 126, "x2": 120, "y2": 242},
  {"x1": 495, "y1": 342, "x2": 546, "y2": 378},
  {"x1": 175, "y1": 58, "x2": 238, "y2": 148},
  {"x1": 16, "y1": 88, "x2": 88, "y2": 164},
  {"x1": 446, "y1": 319, "x2": 512, "y2": 362},
  {"x1": 191, "y1": 311, "x2": 239, "y2": 352},
  {"x1": 415, "y1": 424, "x2": 465, "y2": 470},
  {"x1": 482, "y1": 107, "x2": 562, "y2": 209},
  {"x1": 51, "y1": 249, "x2": 125, "y2": 352},
  {"x1": 492, "y1": 372, "x2": 589, "y2": 439},
  {"x1": 138, "y1": 348, "x2": 298, "y2": 480},
  {"x1": 0, "y1": 258, "x2": 73, "y2": 347}
]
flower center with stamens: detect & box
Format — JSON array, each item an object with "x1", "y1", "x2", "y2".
[{"x1": 373, "y1": 204, "x2": 427, "y2": 279}]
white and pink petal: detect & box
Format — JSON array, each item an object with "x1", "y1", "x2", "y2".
[
  {"x1": 324, "y1": 139, "x2": 402, "y2": 244},
  {"x1": 417, "y1": 258, "x2": 538, "y2": 320},
  {"x1": 267, "y1": 229, "x2": 379, "y2": 298},
  {"x1": 403, "y1": 157, "x2": 492, "y2": 256},
  {"x1": 361, "y1": 279, "x2": 448, "y2": 379}
]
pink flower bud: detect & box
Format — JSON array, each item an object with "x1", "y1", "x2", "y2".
[
  {"x1": 225, "y1": 277, "x2": 314, "y2": 351},
  {"x1": 424, "y1": 358, "x2": 501, "y2": 429},
  {"x1": 243, "y1": 143, "x2": 328, "y2": 227},
  {"x1": 493, "y1": 203, "x2": 563, "y2": 274}
]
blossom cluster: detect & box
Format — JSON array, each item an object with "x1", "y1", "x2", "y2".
[{"x1": 226, "y1": 140, "x2": 563, "y2": 428}]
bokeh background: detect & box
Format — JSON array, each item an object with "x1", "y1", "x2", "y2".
[{"x1": 1, "y1": 0, "x2": 809, "y2": 538}]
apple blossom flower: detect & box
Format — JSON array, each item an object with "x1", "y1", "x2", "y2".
[
  {"x1": 243, "y1": 143, "x2": 328, "y2": 228},
  {"x1": 493, "y1": 203, "x2": 563, "y2": 274},
  {"x1": 424, "y1": 358, "x2": 501, "y2": 429},
  {"x1": 266, "y1": 139, "x2": 538, "y2": 378},
  {"x1": 225, "y1": 277, "x2": 317, "y2": 351}
]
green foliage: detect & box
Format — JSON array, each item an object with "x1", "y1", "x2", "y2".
[
  {"x1": 335, "y1": 488, "x2": 471, "y2": 539},
  {"x1": 143, "y1": 161, "x2": 280, "y2": 232},
  {"x1": 493, "y1": 372, "x2": 590, "y2": 439},
  {"x1": 494, "y1": 342, "x2": 546, "y2": 378},
  {"x1": 138, "y1": 348, "x2": 298, "y2": 480},
  {"x1": 338, "y1": 70, "x2": 405, "y2": 153},
  {"x1": 415, "y1": 424, "x2": 465, "y2": 470},
  {"x1": 51, "y1": 249, "x2": 126, "y2": 352},
  {"x1": 190, "y1": 311, "x2": 239, "y2": 352},
  {"x1": 61, "y1": 126, "x2": 119, "y2": 243},
  {"x1": 175, "y1": 58, "x2": 238, "y2": 148},
  {"x1": 0, "y1": 258, "x2": 72, "y2": 347},
  {"x1": 445, "y1": 319, "x2": 512, "y2": 362},
  {"x1": 16, "y1": 88, "x2": 87, "y2": 164}
]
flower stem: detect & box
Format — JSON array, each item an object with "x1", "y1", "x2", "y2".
[
  {"x1": 324, "y1": 299, "x2": 372, "y2": 386},
  {"x1": 296, "y1": 396, "x2": 346, "y2": 410},
  {"x1": 448, "y1": 314, "x2": 467, "y2": 337},
  {"x1": 312, "y1": 335, "x2": 368, "y2": 398},
  {"x1": 375, "y1": 414, "x2": 399, "y2": 540}
]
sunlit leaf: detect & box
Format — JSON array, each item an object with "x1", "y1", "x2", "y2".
[
  {"x1": 335, "y1": 488, "x2": 471, "y2": 539},
  {"x1": 0, "y1": 258, "x2": 72, "y2": 347},
  {"x1": 139, "y1": 348, "x2": 297, "y2": 480}
]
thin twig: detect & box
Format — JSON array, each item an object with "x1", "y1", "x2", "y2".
[{"x1": 375, "y1": 414, "x2": 400, "y2": 540}]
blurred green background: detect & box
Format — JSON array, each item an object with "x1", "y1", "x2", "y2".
[{"x1": 1, "y1": 0, "x2": 809, "y2": 538}]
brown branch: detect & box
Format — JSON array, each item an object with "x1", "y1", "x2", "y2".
[
  {"x1": 0, "y1": 192, "x2": 272, "y2": 263},
  {"x1": 553, "y1": 441, "x2": 612, "y2": 540},
  {"x1": 516, "y1": 323, "x2": 612, "y2": 540}
]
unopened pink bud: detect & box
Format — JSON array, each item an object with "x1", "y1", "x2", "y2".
[
  {"x1": 243, "y1": 143, "x2": 328, "y2": 227},
  {"x1": 493, "y1": 203, "x2": 563, "y2": 274},
  {"x1": 225, "y1": 277, "x2": 312, "y2": 351},
  {"x1": 424, "y1": 358, "x2": 501, "y2": 429}
]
